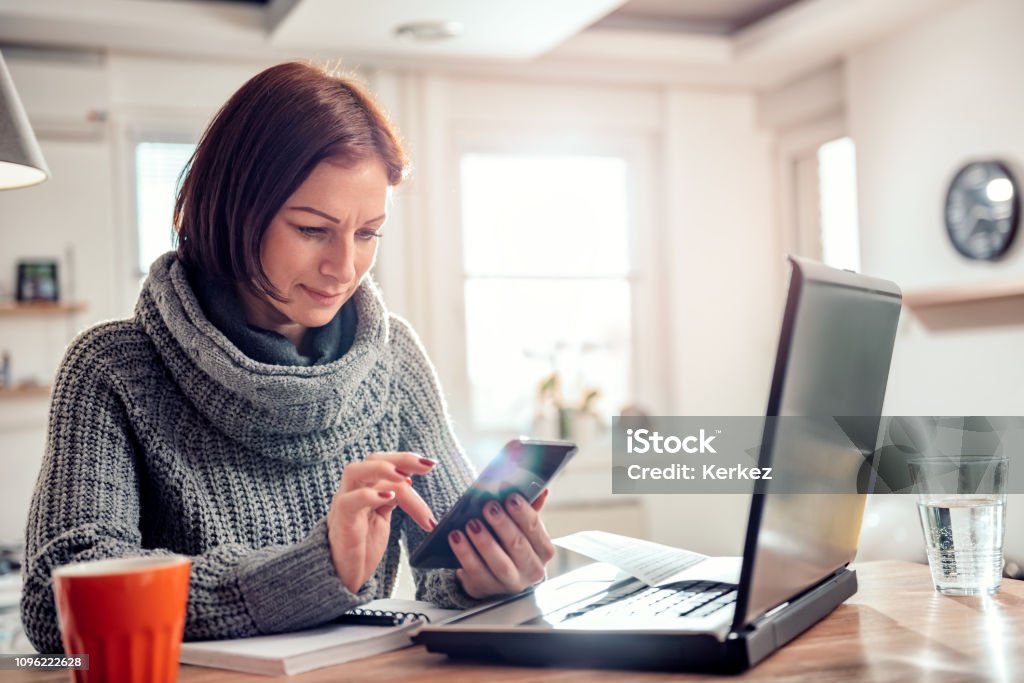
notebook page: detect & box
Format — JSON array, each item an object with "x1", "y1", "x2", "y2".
[
  {"x1": 180, "y1": 598, "x2": 464, "y2": 673},
  {"x1": 181, "y1": 621, "x2": 404, "y2": 660}
]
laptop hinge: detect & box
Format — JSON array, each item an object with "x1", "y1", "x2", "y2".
[{"x1": 727, "y1": 568, "x2": 858, "y2": 670}]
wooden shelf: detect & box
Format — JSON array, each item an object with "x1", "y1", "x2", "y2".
[
  {"x1": 0, "y1": 301, "x2": 87, "y2": 316},
  {"x1": 0, "y1": 385, "x2": 51, "y2": 398},
  {"x1": 902, "y1": 281, "x2": 1024, "y2": 309}
]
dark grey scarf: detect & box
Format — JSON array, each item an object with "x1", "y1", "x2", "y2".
[{"x1": 189, "y1": 270, "x2": 356, "y2": 366}]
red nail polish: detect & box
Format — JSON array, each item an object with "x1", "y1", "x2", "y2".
[
  {"x1": 450, "y1": 530, "x2": 462, "y2": 544},
  {"x1": 396, "y1": 468, "x2": 411, "y2": 477},
  {"x1": 488, "y1": 502, "x2": 501, "y2": 517},
  {"x1": 379, "y1": 490, "x2": 394, "y2": 499},
  {"x1": 468, "y1": 519, "x2": 483, "y2": 533},
  {"x1": 429, "y1": 517, "x2": 438, "y2": 530},
  {"x1": 419, "y1": 457, "x2": 437, "y2": 467},
  {"x1": 406, "y1": 478, "x2": 413, "y2": 485}
]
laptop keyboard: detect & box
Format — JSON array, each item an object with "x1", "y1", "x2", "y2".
[{"x1": 561, "y1": 580, "x2": 738, "y2": 622}]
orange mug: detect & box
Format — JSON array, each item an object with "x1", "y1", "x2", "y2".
[{"x1": 52, "y1": 556, "x2": 191, "y2": 683}]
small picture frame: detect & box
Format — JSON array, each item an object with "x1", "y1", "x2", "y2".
[{"x1": 16, "y1": 260, "x2": 60, "y2": 302}]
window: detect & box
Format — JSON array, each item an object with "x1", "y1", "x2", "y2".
[
  {"x1": 459, "y1": 153, "x2": 634, "y2": 434},
  {"x1": 779, "y1": 120, "x2": 861, "y2": 272},
  {"x1": 817, "y1": 137, "x2": 860, "y2": 272},
  {"x1": 134, "y1": 141, "x2": 195, "y2": 275}
]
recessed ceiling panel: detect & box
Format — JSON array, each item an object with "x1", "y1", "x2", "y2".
[
  {"x1": 267, "y1": 0, "x2": 627, "y2": 59},
  {"x1": 597, "y1": 0, "x2": 803, "y2": 33}
]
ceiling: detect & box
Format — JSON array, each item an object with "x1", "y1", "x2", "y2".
[
  {"x1": 163, "y1": 0, "x2": 805, "y2": 34},
  {"x1": 0, "y1": 0, "x2": 964, "y2": 89}
]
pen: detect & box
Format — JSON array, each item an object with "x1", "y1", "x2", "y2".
[{"x1": 336, "y1": 614, "x2": 407, "y2": 627}]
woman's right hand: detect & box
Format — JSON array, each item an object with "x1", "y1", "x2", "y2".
[{"x1": 327, "y1": 452, "x2": 438, "y2": 593}]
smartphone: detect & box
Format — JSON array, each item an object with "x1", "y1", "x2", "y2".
[{"x1": 409, "y1": 438, "x2": 577, "y2": 569}]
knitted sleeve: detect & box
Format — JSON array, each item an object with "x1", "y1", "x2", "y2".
[
  {"x1": 20, "y1": 327, "x2": 375, "y2": 654},
  {"x1": 389, "y1": 317, "x2": 484, "y2": 609}
]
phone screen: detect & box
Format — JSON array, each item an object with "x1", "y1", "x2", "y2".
[{"x1": 409, "y1": 439, "x2": 577, "y2": 569}]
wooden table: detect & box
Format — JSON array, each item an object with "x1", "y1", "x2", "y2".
[{"x1": 9, "y1": 561, "x2": 1022, "y2": 682}]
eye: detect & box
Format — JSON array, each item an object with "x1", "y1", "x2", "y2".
[
  {"x1": 297, "y1": 226, "x2": 327, "y2": 238},
  {"x1": 356, "y1": 230, "x2": 383, "y2": 242}
]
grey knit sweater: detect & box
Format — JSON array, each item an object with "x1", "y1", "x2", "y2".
[{"x1": 21, "y1": 252, "x2": 479, "y2": 654}]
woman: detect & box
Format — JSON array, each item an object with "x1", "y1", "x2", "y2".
[{"x1": 21, "y1": 61, "x2": 556, "y2": 654}]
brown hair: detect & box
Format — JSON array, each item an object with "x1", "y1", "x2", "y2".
[{"x1": 174, "y1": 61, "x2": 408, "y2": 300}]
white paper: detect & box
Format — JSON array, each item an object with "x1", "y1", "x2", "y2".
[
  {"x1": 668, "y1": 555, "x2": 743, "y2": 585},
  {"x1": 554, "y1": 530, "x2": 741, "y2": 586}
]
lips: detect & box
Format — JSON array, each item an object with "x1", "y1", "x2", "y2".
[{"x1": 301, "y1": 285, "x2": 344, "y2": 305}]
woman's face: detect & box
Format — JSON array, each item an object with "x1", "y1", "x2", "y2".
[{"x1": 238, "y1": 157, "x2": 390, "y2": 339}]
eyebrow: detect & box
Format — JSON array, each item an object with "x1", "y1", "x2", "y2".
[
  {"x1": 289, "y1": 206, "x2": 339, "y2": 223},
  {"x1": 288, "y1": 206, "x2": 387, "y2": 227}
]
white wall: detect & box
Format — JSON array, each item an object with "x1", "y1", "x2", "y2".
[
  {"x1": 849, "y1": 0, "x2": 1024, "y2": 415},
  {"x1": 847, "y1": 0, "x2": 1024, "y2": 564},
  {"x1": 652, "y1": 88, "x2": 777, "y2": 554},
  {"x1": 850, "y1": 0, "x2": 1024, "y2": 416},
  {"x1": 663, "y1": 89, "x2": 779, "y2": 417}
]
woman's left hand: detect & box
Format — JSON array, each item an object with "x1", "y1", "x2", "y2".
[{"x1": 449, "y1": 489, "x2": 556, "y2": 598}]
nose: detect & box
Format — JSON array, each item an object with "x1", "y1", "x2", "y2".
[{"x1": 320, "y1": 235, "x2": 357, "y2": 284}]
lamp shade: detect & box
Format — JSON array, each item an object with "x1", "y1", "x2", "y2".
[{"x1": 0, "y1": 50, "x2": 49, "y2": 189}]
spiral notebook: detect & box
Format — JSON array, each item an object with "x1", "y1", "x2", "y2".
[
  {"x1": 347, "y1": 600, "x2": 446, "y2": 623},
  {"x1": 179, "y1": 599, "x2": 462, "y2": 676}
]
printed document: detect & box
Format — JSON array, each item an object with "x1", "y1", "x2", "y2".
[{"x1": 554, "y1": 530, "x2": 741, "y2": 586}]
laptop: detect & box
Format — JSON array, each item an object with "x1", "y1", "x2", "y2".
[{"x1": 414, "y1": 256, "x2": 903, "y2": 673}]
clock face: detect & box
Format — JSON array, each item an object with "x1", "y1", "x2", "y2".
[{"x1": 945, "y1": 161, "x2": 1020, "y2": 260}]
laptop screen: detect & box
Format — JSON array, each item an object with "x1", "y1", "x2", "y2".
[{"x1": 733, "y1": 257, "x2": 902, "y2": 629}]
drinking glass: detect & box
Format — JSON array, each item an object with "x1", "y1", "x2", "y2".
[{"x1": 909, "y1": 456, "x2": 1007, "y2": 596}]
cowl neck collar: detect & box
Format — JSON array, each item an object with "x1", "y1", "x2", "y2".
[{"x1": 136, "y1": 252, "x2": 394, "y2": 460}]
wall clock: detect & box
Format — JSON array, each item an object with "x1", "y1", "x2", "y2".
[{"x1": 944, "y1": 160, "x2": 1020, "y2": 260}]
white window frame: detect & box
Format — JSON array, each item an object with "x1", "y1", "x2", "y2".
[
  {"x1": 439, "y1": 125, "x2": 669, "y2": 453},
  {"x1": 775, "y1": 114, "x2": 848, "y2": 262},
  {"x1": 114, "y1": 118, "x2": 202, "y2": 314}
]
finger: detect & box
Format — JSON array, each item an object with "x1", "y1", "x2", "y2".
[
  {"x1": 483, "y1": 500, "x2": 546, "y2": 583},
  {"x1": 464, "y1": 518, "x2": 527, "y2": 591},
  {"x1": 366, "y1": 452, "x2": 438, "y2": 476},
  {"x1": 449, "y1": 532, "x2": 504, "y2": 597},
  {"x1": 339, "y1": 460, "x2": 411, "y2": 491},
  {"x1": 505, "y1": 493, "x2": 556, "y2": 563},
  {"x1": 335, "y1": 488, "x2": 399, "y2": 514},
  {"x1": 531, "y1": 488, "x2": 549, "y2": 512},
  {"x1": 395, "y1": 482, "x2": 437, "y2": 532}
]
